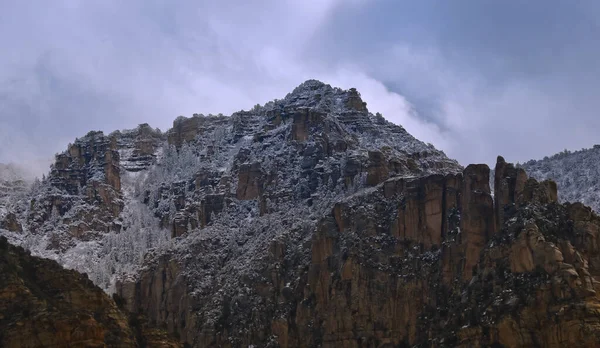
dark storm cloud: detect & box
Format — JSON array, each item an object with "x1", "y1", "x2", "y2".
[
  {"x1": 306, "y1": 0, "x2": 600, "y2": 165},
  {"x1": 1, "y1": 0, "x2": 600, "y2": 174},
  {"x1": 0, "y1": 0, "x2": 337, "y2": 168}
]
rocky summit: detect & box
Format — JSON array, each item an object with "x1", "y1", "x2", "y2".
[{"x1": 1, "y1": 80, "x2": 600, "y2": 347}]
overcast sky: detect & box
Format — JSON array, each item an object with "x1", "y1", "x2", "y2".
[{"x1": 2, "y1": 0, "x2": 600, "y2": 175}]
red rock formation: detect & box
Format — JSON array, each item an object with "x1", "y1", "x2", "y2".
[
  {"x1": 365, "y1": 150, "x2": 389, "y2": 186},
  {"x1": 28, "y1": 131, "x2": 124, "y2": 240},
  {"x1": 167, "y1": 115, "x2": 230, "y2": 148},
  {"x1": 119, "y1": 158, "x2": 600, "y2": 347},
  {"x1": 494, "y1": 156, "x2": 526, "y2": 230},
  {"x1": 113, "y1": 123, "x2": 164, "y2": 171},
  {"x1": 290, "y1": 109, "x2": 326, "y2": 142},
  {"x1": 460, "y1": 164, "x2": 496, "y2": 280},
  {"x1": 236, "y1": 162, "x2": 263, "y2": 200}
]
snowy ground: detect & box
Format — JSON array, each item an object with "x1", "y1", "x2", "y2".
[{"x1": 1, "y1": 168, "x2": 171, "y2": 292}]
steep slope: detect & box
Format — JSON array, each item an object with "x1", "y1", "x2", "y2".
[
  {"x1": 25, "y1": 124, "x2": 164, "y2": 240},
  {"x1": 0, "y1": 236, "x2": 181, "y2": 347},
  {"x1": 6, "y1": 79, "x2": 599, "y2": 347},
  {"x1": 1, "y1": 80, "x2": 461, "y2": 292},
  {"x1": 148, "y1": 80, "x2": 459, "y2": 238},
  {"x1": 118, "y1": 157, "x2": 600, "y2": 347},
  {"x1": 520, "y1": 145, "x2": 600, "y2": 212},
  {"x1": 1, "y1": 124, "x2": 170, "y2": 291}
]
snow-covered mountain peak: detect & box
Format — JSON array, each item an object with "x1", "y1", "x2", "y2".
[
  {"x1": 261, "y1": 79, "x2": 366, "y2": 115},
  {"x1": 1, "y1": 79, "x2": 462, "y2": 291}
]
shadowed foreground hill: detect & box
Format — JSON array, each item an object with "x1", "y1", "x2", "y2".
[{"x1": 0, "y1": 236, "x2": 180, "y2": 348}]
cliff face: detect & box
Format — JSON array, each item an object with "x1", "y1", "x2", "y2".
[
  {"x1": 13, "y1": 80, "x2": 458, "y2": 252},
  {"x1": 151, "y1": 80, "x2": 459, "y2": 239},
  {"x1": 3, "y1": 80, "x2": 600, "y2": 347},
  {"x1": 29, "y1": 131, "x2": 122, "y2": 237},
  {"x1": 114, "y1": 123, "x2": 164, "y2": 172},
  {"x1": 22, "y1": 125, "x2": 164, "y2": 250},
  {"x1": 0, "y1": 236, "x2": 180, "y2": 348},
  {"x1": 117, "y1": 157, "x2": 600, "y2": 347}
]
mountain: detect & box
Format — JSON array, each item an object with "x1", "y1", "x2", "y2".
[
  {"x1": 520, "y1": 146, "x2": 600, "y2": 213},
  {"x1": 2, "y1": 80, "x2": 600, "y2": 347},
  {"x1": 1, "y1": 80, "x2": 460, "y2": 291},
  {"x1": 114, "y1": 156, "x2": 600, "y2": 347}
]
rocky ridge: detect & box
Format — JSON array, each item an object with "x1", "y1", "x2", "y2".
[
  {"x1": 1, "y1": 80, "x2": 460, "y2": 291},
  {"x1": 2, "y1": 80, "x2": 600, "y2": 347},
  {"x1": 520, "y1": 145, "x2": 600, "y2": 213},
  {"x1": 25, "y1": 124, "x2": 164, "y2": 242},
  {"x1": 113, "y1": 156, "x2": 600, "y2": 347}
]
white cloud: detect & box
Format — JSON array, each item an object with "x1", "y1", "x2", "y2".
[
  {"x1": 347, "y1": 41, "x2": 600, "y2": 166},
  {"x1": 322, "y1": 67, "x2": 452, "y2": 149},
  {"x1": 0, "y1": 0, "x2": 412, "y2": 167}
]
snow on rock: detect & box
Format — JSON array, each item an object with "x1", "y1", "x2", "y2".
[
  {"x1": 3, "y1": 80, "x2": 600, "y2": 347},
  {"x1": 1, "y1": 80, "x2": 461, "y2": 295},
  {"x1": 520, "y1": 145, "x2": 600, "y2": 212}
]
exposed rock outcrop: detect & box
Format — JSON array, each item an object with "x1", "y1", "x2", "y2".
[
  {"x1": 26, "y1": 131, "x2": 124, "y2": 244},
  {"x1": 15, "y1": 81, "x2": 459, "y2": 247},
  {"x1": 22, "y1": 124, "x2": 167, "y2": 248},
  {"x1": 7, "y1": 80, "x2": 596, "y2": 347},
  {"x1": 494, "y1": 156, "x2": 527, "y2": 230},
  {"x1": 236, "y1": 162, "x2": 263, "y2": 200},
  {"x1": 113, "y1": 123, "x2": 165, "y2": 172},
  {"x1": 167, "y1": 114, "x2": 229, "y2": 148},
  {"x1": 118, "y1": 157, "x2": 600, "y2": 347},
  {"x1": 142, "y1": 80, "x2": 460, "y2": 238}
]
